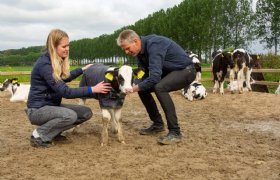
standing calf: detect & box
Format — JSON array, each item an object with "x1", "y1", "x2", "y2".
[
  {"x1": 212, "y1": 50, "x2": 233, "y2": 94},
  {"x1": 79, "y1": 64, "x2": 144, "y2": 146},
  {"x1": 230, "y1": 49, "x2": 253, "y2": 93}
]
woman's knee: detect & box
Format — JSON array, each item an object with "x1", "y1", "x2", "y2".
[
  {"x1": 74, "y1": 107, "x2": 92, "y2": 125},
  {"x1": 62, "y1": 110, "x2": 78, "y2": 125},
  {"x1": 83, "y1": 108, "x2": 93, "y2": 120}
]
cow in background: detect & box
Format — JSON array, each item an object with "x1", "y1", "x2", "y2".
[
  {"x1": 0, "y1": 78, "x2": 30, "y2": 102},
  {"x1": 181, "y1": 51, "x2": 206, "y2": 101},
  {"x1": 249, "y1": 54, "x2": 269, "y2": 93},
  {"x1": 275, "y1": 81, "x2": 280, "y2": 95},
  {"x1": 189, "y1": 52, "x2": 202, "y2": 81},
  {"x1": 212, "y1": 50, "x2": 233, "y2": 94},
  {"x1": 181, "y1": 81, "x2": 207, "y2": 101},
  {"x1": 79, "y1": 64, "x2": 144, "y2": 146},
  {"x1": 230, "y1": 49, "x2": 253, "y2": 93}
]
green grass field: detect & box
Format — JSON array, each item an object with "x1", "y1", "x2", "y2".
[
  {"x1": 0, "y1": 66, "x2": 33, "y2": 71},
  {"x1": 0, "y1": 65, "x2": 212, "y2": 83},
  {"x1": 0, "y1": 65, "x2": 278, "y2": 93},
  {"x1": 0, "y1": 65, "x2": 83, "y2": 83}
]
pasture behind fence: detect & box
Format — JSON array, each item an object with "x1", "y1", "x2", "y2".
[
  {"x1": 1, "y1": 68, "x2": 279, "y2": 86},
  {"x1": 69, "y1": 57, "x2": 137, "y2": 66}
]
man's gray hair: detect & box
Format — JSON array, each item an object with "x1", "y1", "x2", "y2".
[{"x1": 116, "y1": 29, "x2": 140, "y2": 46}]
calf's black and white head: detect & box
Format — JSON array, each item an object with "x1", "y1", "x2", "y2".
[
  {"x1": 0, "y1": 78, "x2": 19, "y2": 93},
  {"x1": 80, "y1": 64, "x2": 145, "y2": 108},
  {"x1": 104, "y1": 65, "x2": 145, "y2": 94},
  {"x1": 232, "y1": 49, "x2": 252, "y2": 70}
]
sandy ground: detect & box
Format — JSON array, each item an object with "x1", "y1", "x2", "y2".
[{"x1": 0, "y1": 89, "x2": 280, "y2": 180}]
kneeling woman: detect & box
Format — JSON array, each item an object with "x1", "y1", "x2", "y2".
[{"x1": 26, "y1": 29, "x2": 111, "y2": 148}]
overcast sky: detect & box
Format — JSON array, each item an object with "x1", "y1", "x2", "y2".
[
  {"x1": 0, "y1": 0, "x2": 183, "y2": 51},
  {"x1": 0, "y1": 0, "x2": 273, "y2": 54}
]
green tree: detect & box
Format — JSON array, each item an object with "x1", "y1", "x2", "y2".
[
  {"x1": 255, "y1": 0, "x2": 280, "y2": 54},
  {"x1": 230, "y1": 0, "x2": 255, "y2": 49}
]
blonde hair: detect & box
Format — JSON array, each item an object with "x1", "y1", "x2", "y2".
[
  {"x1": 46, "y1": 29, "x2": 70, "y2": 81},
  {"x1": 116, "y1": 29, "x2": 140, "y2": 46}
]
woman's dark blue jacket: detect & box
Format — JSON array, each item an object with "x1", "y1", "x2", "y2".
[{"x1": 27, "y1": 51, "x2": 92, "y2": 108}]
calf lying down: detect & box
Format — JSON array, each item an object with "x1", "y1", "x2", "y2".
[
  {"x1": 275, "y1": 82, "x2": 280, "y2": 95},
  {"x1": 227, "y1": 79, "x2": 255, "y2": 92},
  {"x1": 0, "y1": 78, "x2": 30, "y2": 102},
  {"x1": 79, "y1": 64, "x2": 144, "y2": 146},
  {"x1": 182, "y1": 81, "x2": 207, "y2": 101}
]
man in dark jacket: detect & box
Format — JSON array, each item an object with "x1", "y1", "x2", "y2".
[{"x1": 117, "y1": 29, "x2": 196, "y2": 145}]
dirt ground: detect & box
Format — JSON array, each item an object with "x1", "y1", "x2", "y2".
[{"x1": 0, "y1": 89, "x2": 280, "y2": 180}]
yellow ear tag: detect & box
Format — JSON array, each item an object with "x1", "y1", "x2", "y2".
[
  {"x1": 257, "y1": 55, "x2": 260, "y2": 60},
  {"x1": 105, "y1": 73, "x2": 114, "y2": 81},
  {"x1": 137, "y1": 70, "x2": 145, "y2": 79},
  {"x1": 12, "y1": 80, "x2": 18, "y2": 84}
]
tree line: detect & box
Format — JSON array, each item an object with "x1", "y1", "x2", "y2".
[{"x1": 0, "y1": 0, "x2": 279, "y2": 66}]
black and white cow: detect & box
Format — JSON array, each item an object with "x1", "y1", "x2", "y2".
[
  {"x1": 181, "y1": 81, "x2": 207, "y2": 101},
  {"x1": 0, "y1": 78, "x2": 30, "y2": 102},
  {"x1": 181, "y1": 52, "x2": 204, "y2": 101},
  {"x1": 230, "y1": 48, "x2": 253, "y2": 93},
  {"x1": 79, "y1": 64, "x2": 144, "y2": 146},
  {"x1": 275, "y1": 81, "x2": 280, "y2": 95},
  {"x1": 189, "y1": 52, "x2": 202, "y2": 81},
  {"x1": 212, "y1": 50, "x2": 233, "y2": 94}
]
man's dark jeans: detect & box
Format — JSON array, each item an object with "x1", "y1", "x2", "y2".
[{"x1": 138, "y1": 65, "x2": 196, "y2": 134}]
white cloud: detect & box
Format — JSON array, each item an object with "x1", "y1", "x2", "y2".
[{"x1": 0, "y1": 0, "x2": 182, "y2": 50}]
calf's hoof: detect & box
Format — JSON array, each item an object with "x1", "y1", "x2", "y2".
[{"x1": 100, "y1": 142, "x2": 107, "y2": 147}]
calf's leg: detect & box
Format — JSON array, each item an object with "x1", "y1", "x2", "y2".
[
  {"x1": 237, "y1": 70, "x2": 244, "y2": 94},
  {"x1": 112, "y1": 108, "x2": 125, "y2": 144},
  {"x1": 213, "y1": 80, "x2": 219, "y2": 93},
  {"x1": 229, "y1": 69, "x2": 235, "y2": 93},
  {"x1": 245, "y1": 68, "x2": 252, "y2": 91},
  {"x1": 220, "y1": 81, "x2": 224, "y2": 94},
  {"x1": 101, "y1": 109, "x2": 111, "y2": 146}
]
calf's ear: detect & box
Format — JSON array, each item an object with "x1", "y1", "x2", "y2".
[
  {"x1": 133, "y1": 67, "x2": 145, "y2": 79},
  {"x1": 105, "y1": 72, "x2": 114, "y2": 81},
  {"x1": 105, "y1": 68, "x2": 119, "y2": 81},
  {"x1": 11, "y1": 78, "x2": 18, "y2": 84}
]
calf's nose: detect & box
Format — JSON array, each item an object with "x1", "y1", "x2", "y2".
[{"x1": 124, "y1": 88, "x2": 133, "y2": 93}]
